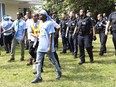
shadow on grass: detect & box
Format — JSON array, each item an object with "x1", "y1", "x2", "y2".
[{"x1": 0, "y1": 63, "x2": 24, "y2": 69}]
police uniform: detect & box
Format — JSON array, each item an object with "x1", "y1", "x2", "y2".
[
  {"x1": 89, "y1": 17, "x2": 96, "y2": 47},
  {"x1": 95, "y1": 18, "x2": 107, "y2": 55},
  {"x1": 53, "y1": 16, "x2": 60, "y2": 48},
  {"x1": 67, "y1": 18, "x2": 78, "y2": 58},
  {"x1": 108, "y1": 11, "x2": 116, "y2": 55},
  {"x1": 77, "y1": 16, "x2": 95, "y2": 64},
  {"x1": 60, "y1": 18, "x2": 69, "y2": 53}
]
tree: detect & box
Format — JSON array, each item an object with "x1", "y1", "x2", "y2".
[{"x1": 43, "y1": 0, "x2": 114, "y2": 17}]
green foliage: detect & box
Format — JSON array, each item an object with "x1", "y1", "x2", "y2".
[{"x1": 43, "y1": 0, "x2": 114, "y2": 16}]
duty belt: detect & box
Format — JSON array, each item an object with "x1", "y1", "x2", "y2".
[{"x1": 69, "y1": 31, "x2": 73, "y2": 33}]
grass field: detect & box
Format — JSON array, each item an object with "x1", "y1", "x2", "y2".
[{"x1": 0, "y1": 34, "x2": 116, "y2": 87}]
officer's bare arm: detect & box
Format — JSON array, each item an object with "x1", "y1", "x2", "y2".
[
  {"x1": 105, "y1": 21, "x2": 111, "y2": 35},
  {"x1": 73, "y1": 26, "x2": 78, "y2": 35},
  {"x1": 65, "y1": 27, "x2": 69, "y2": 37},
  {"x1": 92, "y1": 26, "x2": 96, "y2": 36}
]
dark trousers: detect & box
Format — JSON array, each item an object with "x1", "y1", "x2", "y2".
[
  {"x1": 54, "y1": 34, "x2": 59, "y2": 48},
  {"x1": 3, "y1": 34, "x2": 13, "y2": 53},
  {"x1": 68, "y1": 33, "x2": 77, "y2": 57},
  {"x1": 61, "y1": 34, "x2": 67, "y2": 52},
  {"x1": 99, "y1": 32, "x2": 107, "y2": 53},
  {"x1": 0, "y1": 34, "x2": 3, "y2": 46},
  {"x1": 29, "y1": 41, "x2": 38, "y2": 62},
  {"x1": 89, "y1": 33, "x2": 93, "y2": 47},
  {"x1": 112, "y1": 32, "x2": 116, "y2": 50},
  {"x1": 78, "y1": 35, "x2": 93, "y2": 62}
]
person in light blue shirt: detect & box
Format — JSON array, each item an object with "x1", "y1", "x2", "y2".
[
  {"x1": 31, "y1": 10, "x2": 61, "y2": 83},
  {"x1": 2, "y1": 12, "x2": 27, "y2": 62},
  {"x1": 1, "y1": 16, "x2": 13, "y2": 53}
]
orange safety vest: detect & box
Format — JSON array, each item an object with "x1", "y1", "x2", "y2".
[{"x1": 31, "y1": 21, "x2": 42, "y2": 36}]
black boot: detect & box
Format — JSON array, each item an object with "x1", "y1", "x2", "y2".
[
  {"x1": 8, "y1": 58, "x2": 15, "y2": 62},
  {"x1": 78, "y1": 60, "x2": 85, "y2": 65},
  {"x1": 20, "y1": 57, "x2": 24, "y2": 61}
]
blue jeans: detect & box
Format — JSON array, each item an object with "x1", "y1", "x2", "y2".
[{"x1": 36, "y1": 51, "x2": 61, "y2": 79}]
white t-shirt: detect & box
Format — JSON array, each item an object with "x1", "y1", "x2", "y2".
[
  {"x1": 51, "y1": 19, "x2": 60, "y2": 29},
  {"x1": 26, "y1": 18, "x2": 32, "y2": 40},
  {"x1": 28, "y1": 20, "x2": 41, "y2": 42},
  {"x1": 37, "y1": 20, "x2": 55, "y2": 52}
]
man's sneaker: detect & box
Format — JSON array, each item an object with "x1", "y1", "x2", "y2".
[
  {"x1": 27, "y1": 59, "x2": 33, "y2": 66},
  {"x1": 31, "y1": 77, "x2": 42, "y2": 83},
  {"x1": 56, "y1": 71, "x2": 62, "y2": 79}
]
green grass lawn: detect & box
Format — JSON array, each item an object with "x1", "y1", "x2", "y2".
[{"x1": 0, "y1": 34, "x2": 116, "y2": 87}]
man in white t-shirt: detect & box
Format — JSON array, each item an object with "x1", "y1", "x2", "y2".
[
  {"x1": 27, "y1": 13, "x2": 41, "y2": 65},
  {"x1": 31, "y1": 10, "x2": 61, "y2": 83},
  {"x1": 25, "y1": 11, "x2": 32, "y2": 50}
]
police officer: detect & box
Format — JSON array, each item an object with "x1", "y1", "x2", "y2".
[
  {"x1": 86, "y1": 11, "x2": 96, "y2": 47},
  {"x1": 103, "y1": 13, "x2": 108, "y2": 21},
  {"x1": 52, "y1": 11, "x2": 60, "y2": 49},
  {"x1": 105, "y1": 11, "x2": 116, "y2": 56},
  {"x1": 60, "y1": 12, "x2": 69, "y2": 53},
  {"x1": 75, "y1": 9, "x2": 96, "y2": 64},
  {"x1": 96, "y1": 14, "x2": 107, "y2": 56},
  {"x1": 66, "y1": 11, "x2": 78, "y2": 58}
]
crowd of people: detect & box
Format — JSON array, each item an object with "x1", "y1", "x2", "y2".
[{"x1": 0, "y1": 8, "x2": 116, "y2": 83}]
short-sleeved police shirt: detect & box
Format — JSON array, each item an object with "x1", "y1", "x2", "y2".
[
  {"x1": 76, "y1": 16, "x2": 95, "y2": 34},
  {"x1": 68, "y1": 18, "x2": 77, "y2": 33},
  {"x1": 108, "y1": 11, "x2": 116, "y2": 23}
]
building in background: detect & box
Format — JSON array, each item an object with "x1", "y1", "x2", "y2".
[{"x1": 0, "y1": 0, "x2": 44, "y2": 21}]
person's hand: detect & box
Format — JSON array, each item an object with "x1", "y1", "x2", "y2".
[
  {"x1": 22, "y1": 38, "x2": 25, "y2": 43},
  {"x1": 2, "y1": 30, "x2": 6, "y2": 34},
  {"x1": 47, "y1": 47, "x2": 51, "y2": 54},
  {"x1": 93, "y1": 35, "x2": 96, "y2": 41},
  {"x1": 72, "y1": 33, "x2": 75, "y2": 37},
  {"x1": 105, "y1": 30, "x2": 108, "y2": 36},
  {"x1": 65, "y1": 33, "x2": 67, "y2": 38}
]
